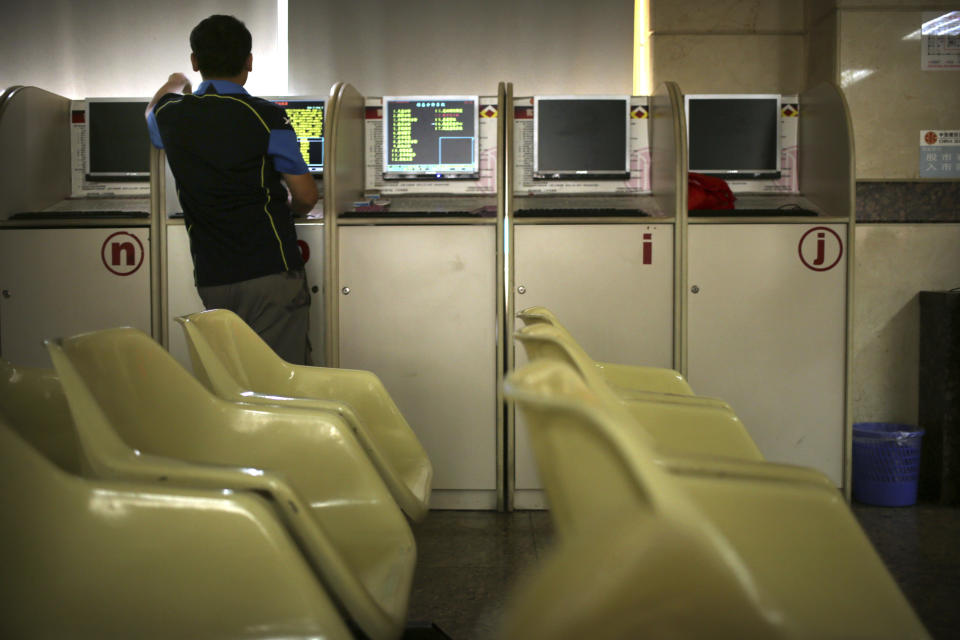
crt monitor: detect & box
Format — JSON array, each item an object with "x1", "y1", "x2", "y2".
[
  {"x1": 272, "y1": 98, "x2": 324, "y2": 174},
  {"x1": 685, "y1": 94, "x2": 781, "y2": 179},
  {"x1": 85, "y1": 99, "x2": 151, "y2": 181},
  {"x1": 382, "y1": 96, "x2": 479, "y2": 180},
  {"x1": 533, "y1": 96, "x2": 630, "y2": 180}
]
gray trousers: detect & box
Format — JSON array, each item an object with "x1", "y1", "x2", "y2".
[{"x1": 198, "y1": 269, "x2": 312, "y2": 365}]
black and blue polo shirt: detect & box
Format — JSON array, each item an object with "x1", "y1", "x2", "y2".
[{"x1": 147, "y1": 79, "x2": 308, "y2": 287}]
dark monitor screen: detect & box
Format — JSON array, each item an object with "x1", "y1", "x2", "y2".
[
  {"x1": 382, "y1": 96, "x2": 479, "y2": 180},
  {"x1": 685, "y1": 94, "x2": 781, "y2": 179},
  {"x1": 534, "y1": 96, "x2": 630, "y2": 179},
  {"x1": 86, "y1": 100, "x2": 151, "y2": 181},
  {"x1": 273, "y1": 98, "x2": 324, "y2": 174}
]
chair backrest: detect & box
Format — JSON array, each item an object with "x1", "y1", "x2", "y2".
[
  {"x1": 517, "y1": 306, "x2": 695, "y2": 396},
  {"x1": 0, "y1": 416, "x2": 353, "y2": 640},
  {"x1": 515, "y1": 323, "x2": 618, "y2": 392},
  {"x1": 504, "y1": 359, "x2": 683, "y2": 537},
  {"x1": 177, "y1": 308, "x2": 290, "y2": 393},
  {"x1": 0, "y1": 358, "x2": 82, "y2": 474},
  {"x1": 500, "y1": 511, "x2": 777, "y2": 640},
  {"x1": 45, "y1": 328, "x2": 228, "y2": 468},
  {"x1": 516, "y1": 305, "x2": 566, "y2": 331}
]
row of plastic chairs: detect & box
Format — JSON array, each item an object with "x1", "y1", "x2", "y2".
[
  {"x1": 1, "y1": 309, "x2": 433, "y2": 639},
  {"x1": 498, "y1": 307, "x2": 929, "y2": 639}
]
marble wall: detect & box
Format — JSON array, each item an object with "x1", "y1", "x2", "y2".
[
  {"x1": 649, "y1": 0, "x2": 805, "y2": 93},
  {"x1": 289, "y1": 0, "x2": 634, "y2": 96},
  {"x1": 854, "y1": 224, "x2": 960, "y2": 425},
  {"x1": 837, "y1": 5, "x2": 960, "y2": 179}
]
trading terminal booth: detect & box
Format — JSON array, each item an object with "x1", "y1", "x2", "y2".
[
  {"x1": 680, "y1": 83, "x2": 856, "y2": 493},
  {"x1": 505, "y1": 82, "x2": 686, "y2": 508},
  {"x1": 0, "y1": 87, "x2": 154, "y2": 367},
  {"x1": 324, "y1": 83, "x2": 505, "y2": 510}
]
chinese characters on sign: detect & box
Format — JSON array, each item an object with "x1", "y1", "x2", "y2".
[
  {"x1": 919, "y1": 130, "x2": 960, "y2": 178},
  {"x1": 922, "y1": 11, "x2": 960, "y2": 70}
]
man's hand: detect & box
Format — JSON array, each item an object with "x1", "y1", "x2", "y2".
[
  {"x1": 283, "y1": 173, "x2": 320, "y2": 216},
  {"x1": 146, "y1": 73, "x2": 193, "y2": 118},
  {"x1": 167, "y1": 73, "x2": 193, "y2": 95}
]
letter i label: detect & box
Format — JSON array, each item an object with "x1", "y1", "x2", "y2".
[{"x1": 642, "y1": 233, "x2": 653, "y2": 265}]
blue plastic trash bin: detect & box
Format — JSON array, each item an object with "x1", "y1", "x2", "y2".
[{"x1": 852, "y1": 422, "x2": 924, "y2": 507}]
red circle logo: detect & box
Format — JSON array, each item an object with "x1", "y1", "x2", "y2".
[
  {"x1": 798, "y1": 227, "x2": 843, "y2": 272},
  {"x1": 101, "y1": 232, "x2": 144, "y2": 276},
  {"x1": 297, "y1": 239, "x2": 310, "y2": 264},
  {"x1": 924, "y1": 131, "x2": 939, "y2": 145}
]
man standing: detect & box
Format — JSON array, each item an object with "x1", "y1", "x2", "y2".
[{"x1": 146, "y1": 14, "x2": 318, "y2": 364}]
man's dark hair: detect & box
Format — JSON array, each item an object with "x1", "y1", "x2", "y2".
[{"x1": 190, "y1": 15, "x2": 252, "y2": 78}]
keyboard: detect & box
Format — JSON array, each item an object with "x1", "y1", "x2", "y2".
[
  {"x1": 690, "y1": 208, "x2": 818, "y2": 217},
  {"x1": 339, "y1": 211, "x2": 483, "y2": 219},
  {"x1": 514, "y1": 209, "x2": 648, "y2": 217},
  {"x1": 10, "y1": 211, "x2": 149, "y2": 220}
]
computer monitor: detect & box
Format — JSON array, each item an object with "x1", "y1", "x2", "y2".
[
  {"x1": 533, "y1": 96, "x2": 630, "y2": 180},
  {"x1": 85, "y1": 99, "x2": 151, "y2": 181},
  {"x1": 685, "y1": 94, "x2": 781, "y2": 179},
  {"x1": 273, "y1": 98, "x2": 324, "y2": 174},
  {"x1": 382, "y1": 96, "x2": 479, "y2": 180}
]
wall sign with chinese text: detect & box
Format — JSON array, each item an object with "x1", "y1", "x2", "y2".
[
  {"x1": 919, "y1": 130, "x2": 960, "y2": 178},
  {"x1": 922, "y1": 11, "x2": 960, "y2": 70}
]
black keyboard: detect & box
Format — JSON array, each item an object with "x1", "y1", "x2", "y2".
[
  {"x1": 339, "y1": 211, "x2": 480, "y2": 219},
  {"x1": 10, "y1": 211, "x2": 149, "y2": 220},
  {"x1": 514, "y1": 209, "x2": 648, "y2": 217},
  {"x1": 690, "y1": 208, "x2": 817, "y2": 217}
]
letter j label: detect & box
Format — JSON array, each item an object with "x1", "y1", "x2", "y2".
[{"x1": 798, "y1": 227, "x2": 842, "y2": 272}]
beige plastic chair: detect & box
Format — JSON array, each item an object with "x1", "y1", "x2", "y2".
[
  {"x1": 45, "y1": 328, "x2": 416, "y2": 640},
  {"x1": 0, "y1": 357, "x2": 81, "y2": 473},
  {"x1": 176, "y1": 308, "x2": 432, "y2": 521},
  {"x1": 515, "y1": 323, "x2": 765, "y2": 461},
  {"x1": 0, "y1": 408, "x2": 353, "y2": 639},
  {"x1": 516, "y1": 305, "x2": 694, "y2": 396},
  {"x1": 502, "y1": 359, "x2": 929, "y2": 640}
]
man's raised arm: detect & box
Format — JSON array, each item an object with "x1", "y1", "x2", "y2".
[{"x1": 145, "y1": 73, "x2": 192, "y2": 118}]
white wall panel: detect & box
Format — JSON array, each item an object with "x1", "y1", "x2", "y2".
[
  {"x1": 289, "y1": 0, "x2": 633, "y2": 96},
  {"x1": 1, "y1": 1, "x2": 282, "y2": 98}
]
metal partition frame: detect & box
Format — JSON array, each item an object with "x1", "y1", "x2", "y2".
[
  {"x1": 323, "y1": 82, "x2": 366, "y2": 368},
  {"x1": 651, "y1": 80, "x2": 687, "y2": 375},
  {"x1": 799, "y1": 81, "x2": 857, "y2": 498}
]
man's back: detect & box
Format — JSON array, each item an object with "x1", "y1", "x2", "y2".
[{"x1": 153, "y1": 80, "x2": 304, "y2": 287}]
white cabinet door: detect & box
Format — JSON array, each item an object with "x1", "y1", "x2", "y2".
[
  {"x1": 512, "y1": 223, "x2": 676, "y2": 501},
  {"x1": 687, "y1": 224, "x2": 847, "y2": 485},
  {"x1": 0, "y1": 228, "x2": 151, "y2": 367},
  {"x1": 166, "y1": 223, "x2": 325, "y2": 370},
  {"x1": 339, "y1": 225, "x2": 498, "y2": 506}
]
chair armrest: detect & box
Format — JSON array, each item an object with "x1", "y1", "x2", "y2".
[{"x1": 595, "y1": 361, "x2": 694, "y2": 395}]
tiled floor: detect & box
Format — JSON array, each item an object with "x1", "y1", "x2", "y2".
[
  {"x1": 407, "y1": 504, "x2": 960, "y2": 640},
  {"x1": 852, "y1": 503, "x2": 960, "y2": 640},
  {"x1": 406, "y1": 511, "x2": 553, "y2": 640}
]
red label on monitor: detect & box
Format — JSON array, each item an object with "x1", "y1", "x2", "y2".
[
  {"x1": 72, "y1": 110, "x2": 85, "y2": 123},
  {"x1": 365, "y1": 106, "x2": 382, "y2": 119}
]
